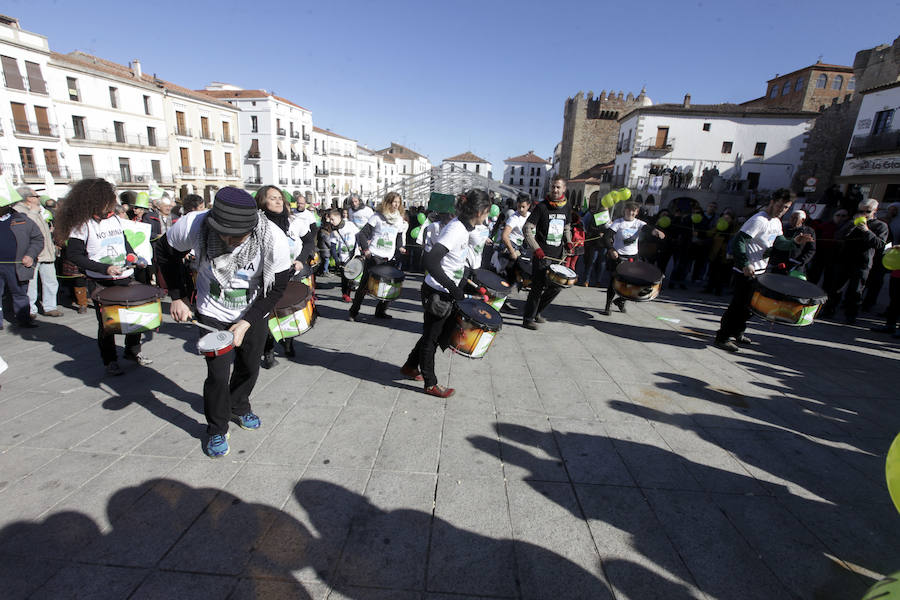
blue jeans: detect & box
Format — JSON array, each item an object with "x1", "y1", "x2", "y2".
[
  {"x1": 28, "y1": 261, "x2": 59, "y2": 312},
  {"x1": 578, "y1": 243, "x2": 605, "y2": 286}
]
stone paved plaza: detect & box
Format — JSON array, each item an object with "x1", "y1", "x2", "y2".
[{"x1": 1, "y1": 273, "x2": 898, "y2": 599}]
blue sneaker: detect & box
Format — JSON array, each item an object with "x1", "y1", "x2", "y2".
[
  {"x1": 206, "y1": 432, "x2": 230, "y2": 458},
  {"x1": 233, "y1": 411, "x2": 261, "y2": 430}
]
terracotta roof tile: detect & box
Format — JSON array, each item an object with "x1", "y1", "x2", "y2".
[
  {"x1": 313, "y1": 126, "x2": 355, "y2": 141},
  {"x1": 376, "y1": 142, "x2": 427, "y2": 161},
  {"x1": 444, "y1": 151, "x2": 489, "y2": 163},
  {"x1": 505, "y1": 151, "x2": 551, "y2": 164},
  {"x1": 200, "y1": 88, "x2": 309, "y2": 111},
  {"x1": 620, "y1": 103, "x2": 818, "y2": 121}
]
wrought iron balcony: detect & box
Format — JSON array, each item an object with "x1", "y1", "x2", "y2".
[
  {"x1": 303, "y1": 179, "x2": 311, "y2": 185},
  {"x1": 277, "y1": 128, "x2": 287, "y2": 136},
  {"x1": 277, "y1": 152, "x2": 287, "y2": 160},
  {"x1": 12, "y1": 120, "x2": 59, "y2": 138},
  {"x1": 179, "y1": 166, "x2": 199, "y2": 177},
  {"x1": 290, "y1": 131, "x2": 300, "y2": 139},
  {"x1": 203, "y1": 168, "x2": 219, "y2": 176},
  {"x1": 174, "y1": 126, "x2": 192, "y2": 138},
  {"x1": 19, "y1": 164, "x2": 73, "y2": 181},
  {"x1": 225, "y1": 169, "x2": 240, "y2": 178},
  {"x1": 290, "y1": 153, "x2": 301, "y2": 162},
  {"x1": 199, "y1": 130, "x2": 215, "y2": 141},
  {"x1": 849, "y1": 131, "x2": 900, "y2": 156},
  {"x1": 65, "y1": 127, "x2": 168, "y2": 149},
  {"x1": 302, "y1": 133, "x2": 311, "y2": 141},
  {"x1": 279, "y1": 177, "x2": 288, "y2": 184},
  {"x1": 315, "y1": 168, "x2": 329, "y2": 176},
  {"x1": 247, "y1": 151, "x2": 261, "y2": 159},
  {"x1": 292, "y1": 178, "x2": 302, "y2": 184},
  {"x1": 245, "y1": 176, "x2": 262, "y2": 185},
  {"x1": 221, "y1": 135, "x2": 235, "y2": 144},
  {"x1": 636, "y1": 138, "x2": 675, "y2": 154}
]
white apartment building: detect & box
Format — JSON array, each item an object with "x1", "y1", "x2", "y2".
[
  {"x1": 503, "y1": 151, "x2": 551, "y2": 199},
  {"x1": 203, "y1": 84, "x2": 313, "y2": 201},
  {"x1": 0, "y1": 17, "x2": 69, "y2": 188},
  {"x1": 356, "y1": 145, "x2": 379, "y2": 201},
  {"x1": 48, "y1": 51, "x2": 173, "y2": 193},
  {"x1": 614, "y1": 97, "x2": 815, "y2": 194},
  {"x1": 376, "y1": 142, "x2": 431, "y2": 179},
  {"x1": 312, "y1": 126, "x2": 358, "y2": 207},
  {"x1": 443, "y1": 151, "x2": 492, "y2": 179},
  {"x1": 837, "y1": 80, "x2": 900, "y2": 204},
  {"x1": 380, "y1": 154, "x2": 398, "y2": 191}
]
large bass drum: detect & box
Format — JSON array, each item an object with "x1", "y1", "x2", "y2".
[
  {"x1": 448, "y1": 299, "x2": 503, "y2": 359},
  {"x1": 469, "y1": 268, "x2": 513, "y2": 311},
  {"x1": 750, "y1": 273, "x2": 827, "y2": 326},
  {"x1": 367, "y1": 264, "x2": 405, "y2": 301},
  {"x1": 92, "y1": 282, "x2": 164, "y2": 335},
  {"x1": 613, "y1": 261, "x2": 664, "y2": 302},
  {"x1": 267, "y1": 281, "x2": 317, "y2": 341}
]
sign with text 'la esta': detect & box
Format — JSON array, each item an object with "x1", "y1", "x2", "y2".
[{"x1": 843, "y1": 156, "x2": 900, "y2": 176}]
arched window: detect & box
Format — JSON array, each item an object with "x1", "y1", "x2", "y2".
[
  {"x1": 795, "y1": 77, "x2": 804, "y2": 91},
  {"x1": 769, "y1": 86, "x2": 778, "y2": 99},
  {"x1": 782, "y1": 81, "x2": 792, "y2": 95},
  {"x1": 816, "y1": 74, "x2": 827, "y2": 89},
  {"x1": 832, "y1": 75, "x2": 844, "y2": 90},
  {"x1": 847, "y1": 76, "x2": 856, "y2": 91}
]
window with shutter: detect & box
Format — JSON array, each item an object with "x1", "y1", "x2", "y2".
[
  {"x1": 43, "y1": 149, "x2": 60, "y2": 176},
  {"x1": 10, "y1": 102, "x2": 29, "y2": 133},
  {"x1": 24, "y1": 61, "x2": 47, "y2": 94},
  {"x1": 34, "y1": 106, "x2": 52, "y2": 136},
  {"x1": 1, "y1": 56, "x2": 24, "y2": 90}
]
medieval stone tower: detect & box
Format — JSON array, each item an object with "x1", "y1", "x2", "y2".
[{"x1": 559, "y1": 89, "x2": 651, "y2": 180}]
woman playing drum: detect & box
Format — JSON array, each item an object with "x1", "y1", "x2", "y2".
[
  {"x1": 600, "y1": 201, "x2": 665, "y2": 315},
  {"x1": 348, "y1": 192, "x2": 408, "y2": 321},
  {"x1": 401, "y1": 190, "x2": 493, "y2": 398},
  {"x1": 54, "y1": 178, "x2": 153, "y2": 376},
  {"x1": 326, "y1": 208, "x2": 360, "y2": 303}
]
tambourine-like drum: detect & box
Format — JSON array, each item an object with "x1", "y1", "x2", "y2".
[
  {"x1": 515, "y1": 257, "x2": 533, "y2": 289},
  {"x1": 268, "y1": 281, "x2": 316, "y2": 341},
  {"x1": 449, "y1": 299, "x2": 503, "y2": 359},
  {"x1": 470, "y1": 268, "x2": 513, "y2": 311},
  {"x1": 547, "y1": 264, "x2": 577, "y2": 288},
  {"x1": 613, "y1": 261, "x2": 664, "y2": 302},
  {"x1": 92, "y1": 282, "x2": 164, "y2": 335},
  {"x1": 343, "y1": 257, "x2": 364, "y2": 289},
  {"x1": 750, "y1": 273, "x2": 827, "y2": 326},
  {"x1": 197, "y1": 330, "x2": 235, "y2": 358},
  {"x1": 367, "y1": 264, "x2": 405, "y2": 301},
  {"x1": 309, "y1": 251, "x2": 321, "y2": 268}
]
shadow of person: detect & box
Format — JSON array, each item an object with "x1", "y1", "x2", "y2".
[{"x1": 286, "y1": 342, "x2": 417, "y2": 390}]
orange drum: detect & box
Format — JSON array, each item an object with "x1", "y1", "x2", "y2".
[
  {"x1": 267, "y1": 281, "x2": 316, "y2": 341},
  {"x1": 750, "y1": 274, "x2": 827, "y2": 326},
  {"x1": 613, "y1": 261, "x2": 664, "y2": 302},
  {"x1": 92, "y1": 283, "x2": 164, "y2": 335},
  {"x1": 449, "y1": 299, "x2": 503, "y2": 359}
]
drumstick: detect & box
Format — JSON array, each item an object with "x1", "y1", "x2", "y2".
[{"x1": 187, "y1": 319, "x2": 219, "y2": 334}]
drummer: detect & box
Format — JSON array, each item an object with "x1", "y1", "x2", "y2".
[
  {"x1": 326, "y1": 208, "x2": 360, "y2": 302},
  {"x1": 521, "y1": 175, "x2": 572, "y2": 330},
  {"x1": 155, "y1": 187, "x2": 293, "y2": 458},
  {"x1": 492, "y1": 194, "x2": 531, "y2": 278},
  {"x1": 713, "y1": 189, "x2": 813, "y2": 353},
  {"x1": 348, "y1": 194, "x2": 374, "y2": 229},
  {"x1": 401, "y1": 189, "x2": 492, "y2": 398},
  {"x1": 54, "y1": 178, "x2": 152, "y2": 376},
  {"x1": 348, "y1": 192, "x2": 408, "y2": 321},
  {"x1": 600, "y1": 201, "x2": 665, "y2": 315}
]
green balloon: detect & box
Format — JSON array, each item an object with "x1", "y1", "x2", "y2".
[
  {"x1": 489, "y1": 204, "x2": 500, "y2": 218},
  {"x1": 657, "y1": 215, "x2": 671, "y2": 229},
  {"x1": 417, "y1": 212, "x2": 427, "y2": 225},
  {"x1": 716, "y1": 217, "x2": 729, "y2": 231},
  {"x1": 282, "y1": 189, "x2": 292, "y2": 203},
  {"x1": 250, "y1": 190, "x2": 257, "y2": 198},
  {"x1": 883, "y1": 247, "x2": 900, "y2": 271},
  {"x1": 410, "y1": 226, "x2": 421, "y2": 239},
  {"x1": 601, "y1": 193, "x2": 615, "y2": 209},
  {"x1": 618, "y1": 188, "x2": 631, "y2": 201},
  {"x1": 788, "y1": 270, "x2": 807, "y2": 280},
  {"x1": 889, "y1": 433, "x2": 900, "y2": 514},
  {"x1": 691, "y1": 213, "x2": 703, "y2": 224},
  {"x1": 863, "y1": 572, "x2": 900, "y2": 600}
]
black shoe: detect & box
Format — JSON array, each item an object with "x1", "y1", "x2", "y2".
[
  {"x1": 500, "y1": 303, "x2": 518, "y2": 314},
  {"x1": 613, "y1": 298, "x2": 627, "y2": 313},
  {"x1": 734, "y1": 334, "x2": 753, "y2": 345},
  {"x1": 523, "y1": 320, "x2": 539, "y2": 330},
  {"x1": 16, "y1": 320, "x2": 38, "y2": 329},
  {"x1": 347, "y1": 311, "x2": 358, "y2": 322},
  {"x1": 534, "y1": 315, "x2": 546, "y2": 323},
  {"x1": 261, "y1": 351, "x2": 278, "y2": 369},
  {"x1": 283, "y1": 339, "x2": 296, "y2": 357},
  {"x1": 714, "y1": 339, "x2": 739, "y2": 353},
  {"x1": 599, "y1": 308, "x2": 611, "y2": 316},
  {"x1": 373, "y1": 312, "x2": 392, "y2": 320}
]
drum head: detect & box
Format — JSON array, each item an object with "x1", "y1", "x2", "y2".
[
  {"x1": 344, "y1": 258, "x2": 363, "y2": 279},
  {"x1": 549, "y1": 264, "x2": 576, "y2": 278},
  {"x1": 274, "y1": 281, "x2": 311, "y2": 310},
  {"x1": 92, "y1": 282, "x2": 164, "y2": 304},
  {"x1": 615, "y1": 261, "x2": 663, "y2": 286},
  {"x1": 472, "y1": 268, "x2": 512, "y2": 296},
  {"x1": 755, "y1": 274, "x2": 827, "y2": 305},
  {"x1": 457, "y1": 299, "x2": 503, "y2": 332},
  {"x1": 371, "y1": 264, "x2": 405, "y2": 281},
  {"x1": 197, "y1": 330, "x2": 234, "y2": 352}
]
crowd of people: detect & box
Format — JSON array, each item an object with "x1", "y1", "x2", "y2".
[{"x1": 1, "y1": 175, "x2": 897, "y2": 456}]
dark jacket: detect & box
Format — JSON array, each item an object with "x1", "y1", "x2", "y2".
[
  {"x1": 769, "y1": 225, "x2": 816, "y2": 273},
  {"x1": 838, "y1": 218, "x2": 889, "y2": 276},
  {"x1": 3, "y1": 212, "x2": 44, "y2": 281}
]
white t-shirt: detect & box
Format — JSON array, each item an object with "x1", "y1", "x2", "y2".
[
  {"x1": 286, "y1": 216, "x2": 312, "y2": 260},
  {"x1": 365, "y1": 212, "x2": 406, "y2": 259},
  {"x1": 504, "y1": 212, "x2": 529, "y2": 248},
  {"x1": 165, "y1": 211, "x2": 292, "y2": 323},
  {"x1": 70, "y1": 216, "x2": 134, "y2": 279},
  {"x1": 466, "y1": 223, "x2": 490, "y2": 268},
  {"x1": 422, "y1": 221, "x2": 443, "y2": 253},
  {"x1": 293, "y1": 209, "x2": 317, "y2": 230},
  {"x1": 329, "y1": 220, "x2": 360, "y2": 264},
  {"x1": 739, "y1": 211, "x2": 783, "y2": 274},
  {"x1": 425, "y1": 219, "x2": 469, "y2": 293},
  {"x1": 608, "y1": 218, "x2": 647, "y2": 256},
  {"x1": 349, "y1": 205, "x2": 374, "y2": 228}
]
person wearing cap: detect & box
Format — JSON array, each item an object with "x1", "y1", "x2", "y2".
[
  {"x1": 0, "y1": 186, "x2": 44, "y2": 329},
  {"x1": 15, "y1": 186, "x2": 62, "y2": 317},
  {"x1": 155, "y1": 186, "x2": 293, "y2": 458},
  {"x1": 131, "y1": 191, "x2": 151, "y2": 224},
  {"x1": 53, "y1": 179, "x2": 153, "y2": 372}
]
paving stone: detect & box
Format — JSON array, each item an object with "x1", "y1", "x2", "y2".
[
  {"x1": 250, "y1": 404, "x2": 342, "y2": 467},
  {"x1": 439, "y1": 410, "x2": 502, "y2": 478},
  {"x1": 549, "y1": 418, "x2": 634, "y2": 486},
  {"x1": 311, "y1": 405, "x2": 392, "y2": 469},
  {"x1": 130, "y1": 570, "x2": 237, "y2": 599},
  {"x1": 30, "y1": 563, "x2": 147, "y2": 600},
  {"x1": 0, "y1": 553, "x2": 67, "y2": 600},
  {"x1": 0, "y1": 446, "x2": 63, "y2": 493},
  {"x1": 229, "y1": 578, "x2": 329, "y2": 600},
  {"x1": 374, "y1": 399, "x2": 443, "y2": 473}
]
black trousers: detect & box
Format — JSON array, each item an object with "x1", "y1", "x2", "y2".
[
  {"x1": 404, "y1": 284, "x2": 454, "y2": 388},
  {"x1": 349, "y1": 255, "x2": 390, "y2": 317},
  {"x1": 199, "y1": 313, "x2": 269, "y2": 436},
  {"x1": 524, "y1": 261, "x2": 562, "y2": 322},
  {"x1": 90, "y1": 277, "x2": 143, "y2": 365},
  {"x1": 716, "y1": 272, "x2": 754, "y2": 342},
  {"x1": 884, "y1": 277, "x2": 900, "y2": 329},
  {"x1": 604, "y1": 255, "x2": 636, "y2": 310},
  {"x1": 824, "y1": 265, "x2": 867, "y2": 320}
]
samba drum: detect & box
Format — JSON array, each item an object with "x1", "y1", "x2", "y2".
[
  {"x1": 470, "y1": 268, "x2": 513, "y2": 311},
  {"x1": 367, "y1": 264, "x2": 405, "y2": 301},
  {"x1": 268, "y1": 281, "x2": 316, "y2": 341},
  {"x1": 197, "y1": 330, "x2": 235, "y2": 357},
  {"x1": 613, "y1": 261, "x2": 664, "y2": 302},
  {"x1": 343, "y1": 257, "x2": 364, "y2": 290},
  {"x1": 547, "y1": 264, "x2": 577, "y2": 288},
  {"x1": 750, "y1": 273, "x2": 827, "y2": 326},
  {"x1": 92, "y1": 283, "x2": 164, "y2": 335},
  {"x1": 448, "y1": 299, "x2": 503, "y2": 359},
  {"x1": 515, "y1": 257, "x2": 533, "y2": 289}
]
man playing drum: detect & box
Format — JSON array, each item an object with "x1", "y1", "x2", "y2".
[
  {"x1": 326, "y1": 208, "x2": 360, "y2": 302},
  {"x1": 600, "y1": 201, "x2": 665, "y2": 315},
  {"x1": 714, "y1": 189, "x2": 813, "y2": 353},
  {"x1": 155, "y1": 187, "x2": 292, "y2": 457}
]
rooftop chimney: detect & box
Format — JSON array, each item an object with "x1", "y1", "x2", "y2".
[
  {"x1": 131, "y1": 59, "x2": 142, "y2": 78},
  {"x1": 683, "y1": 93, "x2": 691, "y2": 108}
]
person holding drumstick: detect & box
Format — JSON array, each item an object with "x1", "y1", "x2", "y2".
[
  {"x1": 401, "y1": 190, "x2": 492, "y2": 398},
  {"x1": 714, "y1": 189, "x2": 814, "y2": 353},
  {"x1": 155, "y1": 187, "x2": 292, "y2": 457},
  {"x1": 54, "y1": 178, "x2": 152, "y2": 376},
  {"x1": 348, "y1": 191, "x2": 407, "y2": 321},
  {"x1": 326, "y1": 208, "x2": 360, "y2": 303},
  {"x1": 600, "y1": 201, "x2": 665, "y2": 315}
]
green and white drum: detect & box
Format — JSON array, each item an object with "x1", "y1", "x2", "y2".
[
  {"x1": 267, "y1": 281, "x2": 316, "y2": 341},
  {"x1": 470, "y1": 268, "x2": 513, "y2": 311},
  {"x1": 366, "y1": 264, "x2": 405, "y2": 301}
]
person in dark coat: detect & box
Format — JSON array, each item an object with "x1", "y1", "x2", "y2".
[
  {"x1": 0, "y1": 191, "x2": 43, "y2": 328},
  {"x1": 768, "y1": 210, "x2": 816, "y2": 275}
]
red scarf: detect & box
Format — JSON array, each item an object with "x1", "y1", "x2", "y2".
[{"x1": 547, "y1": 194, "x2": 567, "y2": 209}]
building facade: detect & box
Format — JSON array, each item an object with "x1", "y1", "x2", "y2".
[
  {"x1": 312, "y1": 126, "x2": 357, "y2": 207},
  {"x1": 355, "y1": 145, "x2": 379, "y2": 201},
  {"x1": 376, "y1": 142, "x2": 431, "y2": 178},
  {"x1": 503, "y1": 151, "x2": 551, "y2": 199},
  {"x1": 442, "y1": 151, "x2": 492, "y2": 179},
  {"x1": 743, "y1": 62, "x2": 856, "y2": 112}
]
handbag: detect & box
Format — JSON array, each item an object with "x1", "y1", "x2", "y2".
[{"x1": 423, "y1": 289, "x2": 453, "y2": 318}]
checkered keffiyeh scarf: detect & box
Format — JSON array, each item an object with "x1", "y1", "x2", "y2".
[{"x1": 200, "y1": 212, "x2": 278, "y2": 294}]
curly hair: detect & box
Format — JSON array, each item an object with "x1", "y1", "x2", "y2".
[
  {"x1": 456, "y1": 189, "x2": 492, "y2": 224},
  {"x1": 54, "y1": 178, "x2": 117, "y2": 244},
  {"x1": 377, "y1": 191, "x2": 402, "y2": 216}
]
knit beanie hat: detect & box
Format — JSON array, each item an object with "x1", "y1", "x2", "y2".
[{"x1": 208, "y1": 187, "x2": 258, "y2": 235}]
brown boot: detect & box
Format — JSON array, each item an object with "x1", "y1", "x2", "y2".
[{"x1": 74, "y1": 287, "x2": 89, "y2": 314}]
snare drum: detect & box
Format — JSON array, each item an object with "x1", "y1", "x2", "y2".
[
  {"x1": 613, "y1": 261, "x2": 664, "y2": 302},
  {"x1": 449, "y1": 299, "x2": 503, "y2": 359},
  {"x1": 366, "y1": 264, "x2": 405, "y2": 301},
  {"x1": 267, "y1": 281, "x2": 316, "y2": 341},
  {"x1": 547, "y1": 264, "x2": 577, "y2": 288},
  {"x1": 750, "y1": 273, "x2": 827, "y2": 326},
  {"x1": 92, "y1": 283, "x2": 164, "y2": 335},
  {"x1": 197, "y1": 329, "x2": 235, "y2": 357},
  {"x1": 343, "y1": 257, "x2": 364, "y2": 290},
  {"x1": 515, "y1": 257, "x2": 533, "y2": 289},
  {"x1": 470, "y1": 268, "x2": 513, "y2": 311}
]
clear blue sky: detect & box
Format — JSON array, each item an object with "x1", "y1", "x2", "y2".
[{"x1": 8, "y1": 0, "x2": 899, "y2": 174}]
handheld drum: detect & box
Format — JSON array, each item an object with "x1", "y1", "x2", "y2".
[
  {"x1": 515, "y1": 257, "x2": 533, "y2": 290},
  {"x1": 92, "y1": 283, "x2": 164, "y2": 335},
  {"x1": 547, "y1": 264, "x2": 577, "y2": 288},
  {"x1": 197, "y1": 330, "x2": 235, "y2": 357},
  {"x1": 613, "y1": 262, "x2": 664, "y2": 302},
  {"x1": 750, "y1": 273, "x2": 827, "y2": 326},
  {"x1": 469, "y1": 268, "x2": 513, "y2": 311},
  {"x1": 343, "y1": 257, "x2": 364, "y2": 290},
  {"x1": 448, "y1": 299, "x2": 503, "y2": 359},
  {"x1": 267, "y1": 281, "x2": 316, "y2": 341},
  {"x1": 367, "y1": 264, "x2": 405, "y2": 301}
]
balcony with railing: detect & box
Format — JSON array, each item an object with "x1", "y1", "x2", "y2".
[
  {"x1": 616, "y1": 141, "x2": 632, "y2": 154},
  {"x1": 247, "y1": 151, "x2": 260, "y2": 159},
  {"x1": 343, "y1": 151, "x2": 354, "y2": 157},
  {"x1": 328, "y1": 149, "x2": 342, "y2": 156},
  {"x1": 849, "y1": 130, "x2": 900, "y2": 156},
  {"x1": 292, "y1": 178, "x2": 302, "y2": 184},
  {"x1": 331, "y1": 168, "x2": 343, "y2": 176},
  {"x1": 290, "y1": 131, "x2": 300, "y2": 139},
  {"x1": 199, "y1": 129, "x2": 215, "y2": 141},
  {"x1": 302, "y1": 133, "x2": 310, "y2": 141},
  {"x1": 221, "y1": 134, "x2": 235, "y2": 144},
  {"x1": 17, "y1": 164, "x2": 73, "y2": 182},
  {"x1": 3, "y1": 72, "x2": 48, "y2": 94},
  {"x1": 179, "y1": 166, "x2": 199, "y2": 178},
  {"x1": 303, "y1": 179, "x2": 311, "y2": 185},
  {"x1": 203, "y1": 168, "x2": 219, "y2": 177},
  {"x1": 245, "y1": 176, "x2": 262, "y2": 185},
  {"x1": 277, "y1": 128, "x2": 287, "y2": 137},
  {"x1": 315, "y1": 168, "x2": 329, "y2": 177},
  {"x1": 12, "y1": 120, "x2": 59, "y2": 139},
  {"x1": 303, "y1": 155, "x2": 310, "y2": 163},
  {"x1": 66, "y1": 127, "x2": 168, "y2": 150},
  {"x1": 635, "y1": 137, "x2": 675, "y2": 154},
  {"x1": 174, "y1": 126, "x2": 193, "y2": 138},
  {"x1": 225, "y1": 169, "x2": 240, "y2": 178},
  {"x1": 290, "y1": 153, "x2": 301, "y2": 162},
  {"x1": 277, "y1": 152, "x2": 287, "y2": 161},
  {"x1": 279, "y1": 177, "x2": 288, "y2": 185},
  {"x1": 345, "y1": 169, "x2": 356, "y2": 176}
]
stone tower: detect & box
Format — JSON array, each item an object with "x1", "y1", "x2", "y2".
[{"x1": 559, "y1": 89, "x2": 650, "y2": 180}]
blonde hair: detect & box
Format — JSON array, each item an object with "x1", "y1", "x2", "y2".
[{"x1": 377, "y1": 191, "x2": 402, "y2": 215}]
